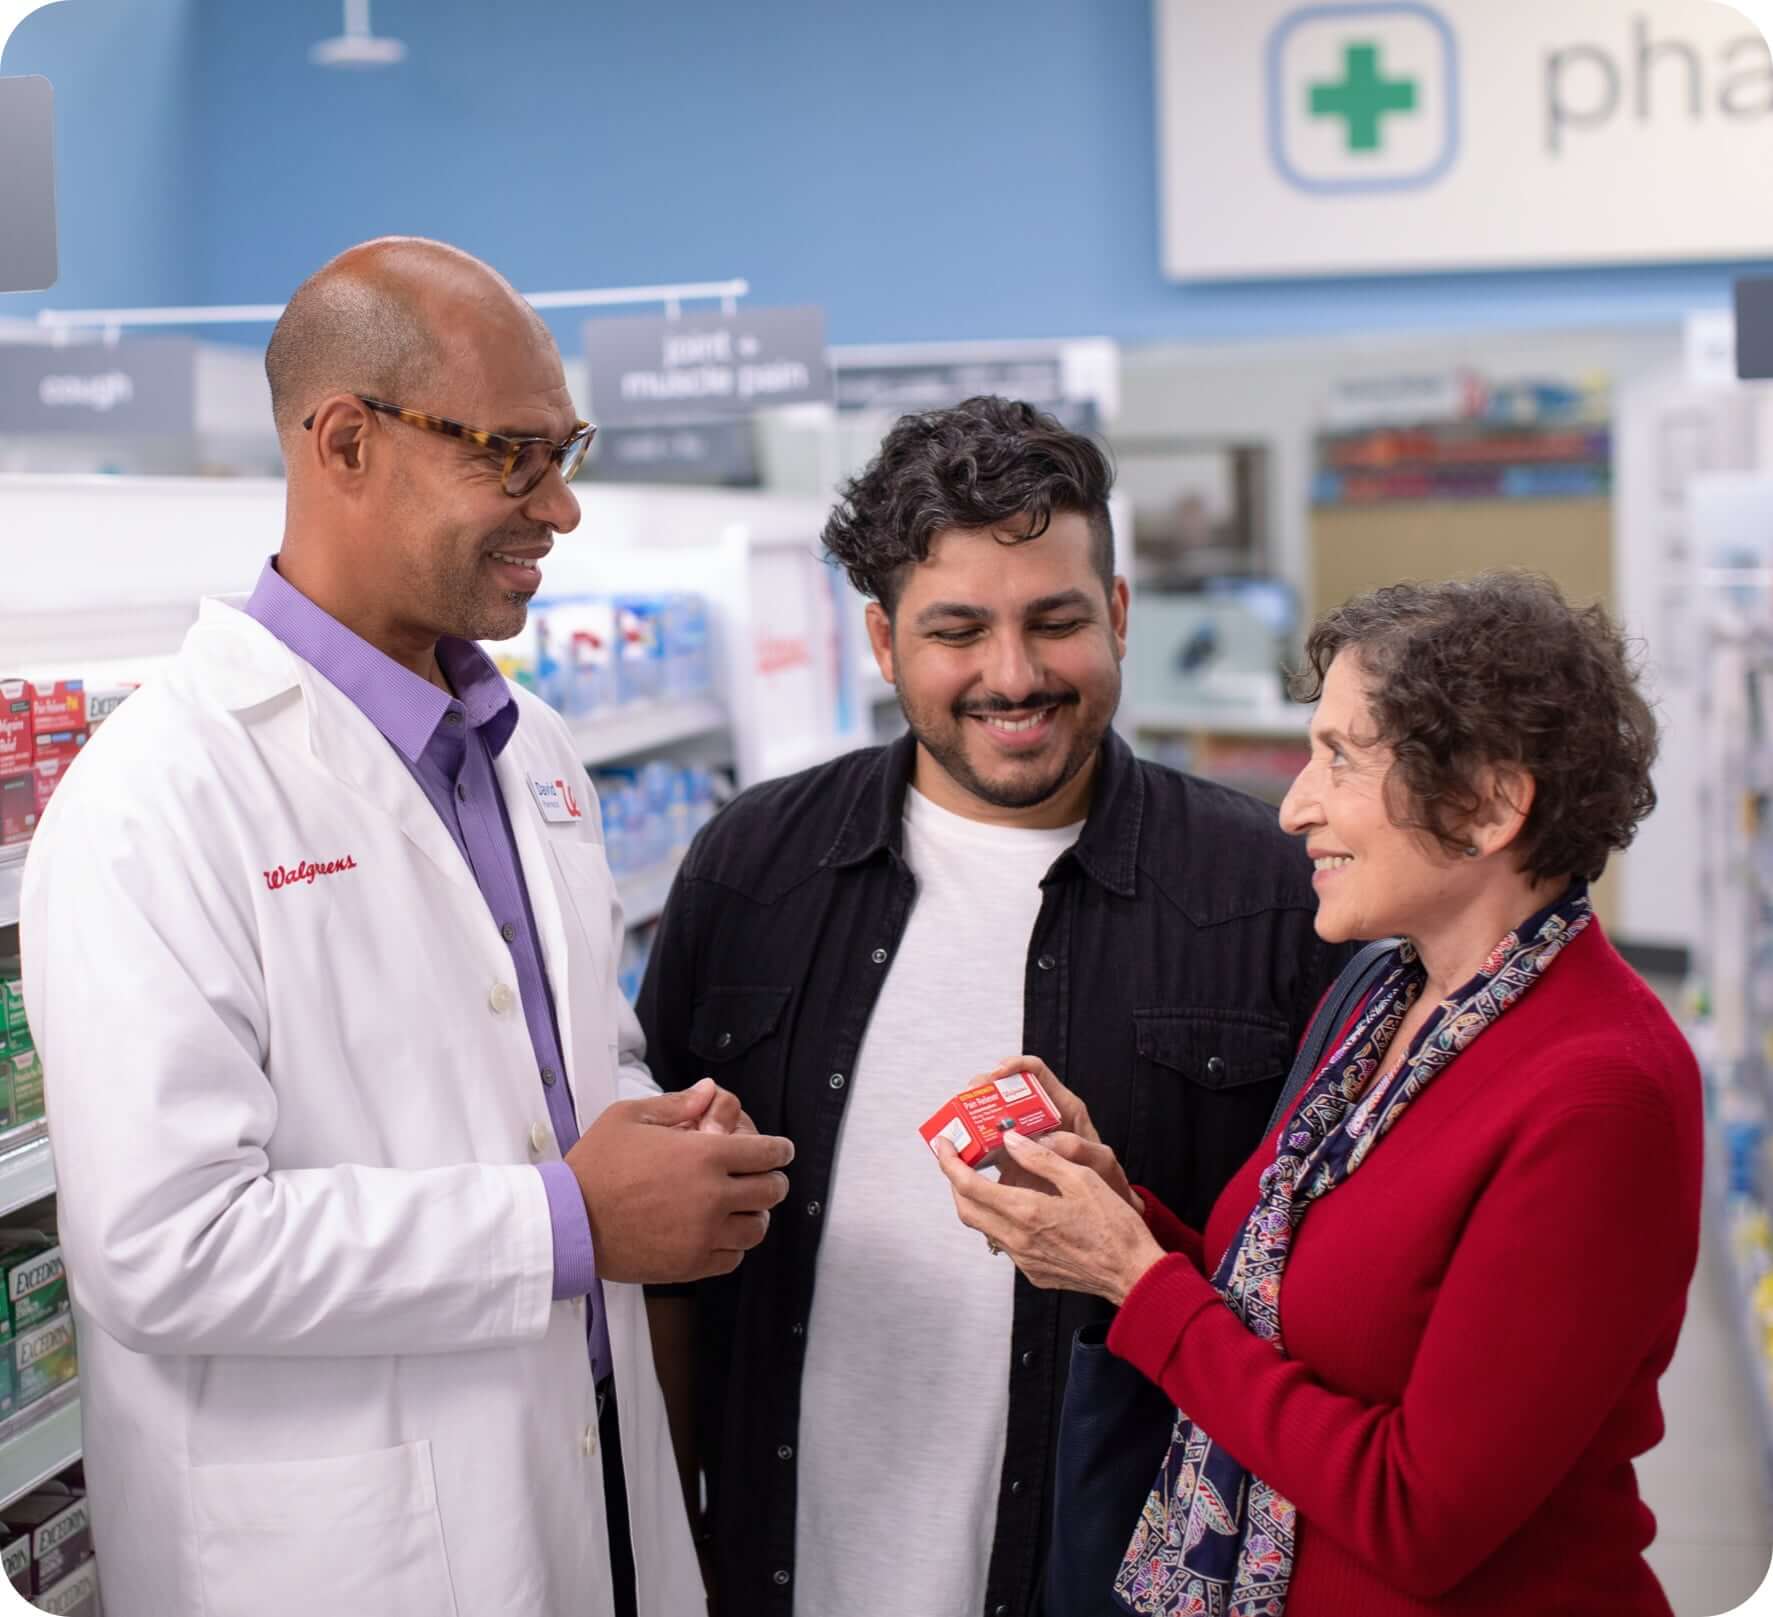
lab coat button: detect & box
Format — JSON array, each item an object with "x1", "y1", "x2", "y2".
[
  {"x1": 582, "y1": 1423, "x2": 599, "y2": 1457},
  {"x1": 490, "y1": 982, "x2": 516, "y2": 1014},
  {"x1": 529, "y1": 1121, "x2": 550, "y2": 1156}
]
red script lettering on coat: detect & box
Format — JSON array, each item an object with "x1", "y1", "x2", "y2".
[{"x1": 262, "y1": 855, "x2": 360, "y2": 892}]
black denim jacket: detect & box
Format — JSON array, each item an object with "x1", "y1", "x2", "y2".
[{"x1": 636, "y1": 729, "x2": 1348, "y2": 1617}]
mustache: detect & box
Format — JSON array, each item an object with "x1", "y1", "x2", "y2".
[
  {"x1": 954, "y1": 690, "x2": 1080, "y2": 717},
  {"x1": 482, "y1": 521, "x2": 555, "y2": 552}
]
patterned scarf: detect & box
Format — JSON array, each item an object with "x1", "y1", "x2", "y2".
[{"x1": 1112, "y1": 885, "x2": 1594, "y2": 1617}]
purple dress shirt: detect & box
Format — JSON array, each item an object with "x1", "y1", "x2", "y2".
[{"x1": 244, "y1": 559, "x2": 610, "y2": 1381}]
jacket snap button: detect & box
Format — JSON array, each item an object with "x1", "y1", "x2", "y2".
[
  {"x1": 716, "y1": 1031, "x2": 733, "y2": 1051},
  {"x1": 1207, "y1": 1056, "x2": 1228, "y2": 1080},
  {"x1": 871, "y1": 948, "x2": 888, "y2": 964},
  {"x1": 829, "y1": 1072, "x2": 846, "y2": 1091},
  {"x1": 1036, "y1": 954, "x2": 1056, "y2": 971},
  {"x1": 773, "y1": 1569, "x2": 791, "y2": 1587}
]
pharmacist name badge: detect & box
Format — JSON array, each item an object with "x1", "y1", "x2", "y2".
[{"x1": 530, "y1": 775, "x2": 585, "y2": 823}]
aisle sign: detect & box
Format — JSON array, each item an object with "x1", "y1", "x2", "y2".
[
  {"x1": 593, "y1": 421, "x2": 759, "y2": 485},
  {"x1": 0, "y1": 339, "x2": 197, "y2": 435},
  {"x1": 0, "y1": 76, "x2": 56, "y2": 292},
  {"x1": 1157, "y1": 0, "x2": 1773, "y2": 279},
  {"x1": 834, "y1": 357, "x2": 1069, "y2": 412},
  {"x1": 585, "y1": 306, "x2": 830, "y2": 427}
]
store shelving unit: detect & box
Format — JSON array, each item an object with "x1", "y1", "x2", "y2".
[
  {"x1": 1133, "y1": 706, "x2": 1308, "y2": 743},
  {"x1": 1694, "y1": 601, "x2": 1773, "y2": 1482},
  {"x1": 0, "y1": 845, "x2": 23, "y2": 931},
  {"x1": 0, "y1": 1127, "x2": 52, "y2": 1220},
  {"x1": 570, "y1": 699, "x2": 729, "y2": 771},
  {"x1": 616, "y1": 858, "x2": 683, "y2": 932},
  {"x1": 0, "y1": 1382, "x2": 81, "y2": 1512},
  {"x1": 1133, "y1": 706, "x2": 1310, "y2": 806}
]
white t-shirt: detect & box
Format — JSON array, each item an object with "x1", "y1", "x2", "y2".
[{"x1": 793, "y1": 786, "x2": 1085, "y2": 1617}]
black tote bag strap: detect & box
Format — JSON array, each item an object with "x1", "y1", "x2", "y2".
[{"x1": 1264, "y1": 937, "x2": 1398, "y2": 1135}]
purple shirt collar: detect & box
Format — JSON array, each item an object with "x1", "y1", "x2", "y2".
[{"x1": 243, "y1": 558, "x2": 516, "y2": 760}]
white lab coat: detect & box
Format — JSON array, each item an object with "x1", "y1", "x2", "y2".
[{"x1": 19, "y1": 598, "x2": 705, "y2": 1617}]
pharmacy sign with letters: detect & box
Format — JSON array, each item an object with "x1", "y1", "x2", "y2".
[{"x1": 1156, "y1": 0, "x2": 1773, "y2": 278}]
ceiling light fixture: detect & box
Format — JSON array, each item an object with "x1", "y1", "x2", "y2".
[{"x1": 309, "y1": 0, "x2": 406, "y2": 69}]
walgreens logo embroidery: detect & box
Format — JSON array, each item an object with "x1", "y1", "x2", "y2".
[{"x1": 263, "y1": 855, "x2": 359, "y2": 892}]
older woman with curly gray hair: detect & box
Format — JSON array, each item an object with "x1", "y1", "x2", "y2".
[{"x1": 936, "y1": 571, "x2": 1699, "y2": 1617}]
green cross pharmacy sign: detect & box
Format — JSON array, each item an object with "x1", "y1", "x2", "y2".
[
  {"x1": 1310, "y1": 41, "x2": 1419, "y2": 151},
  {"x1": 1268, "y1": 3, "x2": 1460, "y2": 193},
  {"x1": 1157, "y1": 0, "x2": 1773, "y2": 280}
]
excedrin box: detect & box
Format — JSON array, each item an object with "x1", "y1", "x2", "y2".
[
  {"x1": 1, "y1": 1531, "x2": 27, "y2": 1594},
  {"x1": 0, "y1": 1486, "x2": 88, "y2": 1596},
  {"x1": 12, "y1": 1312, "x2": 77, "y2": 1410},
  {"x1": 919, "y1": 1071, "x2": 1063, "y2": 1170},
  {"x1": 83, "y1": 683, "x2": 135, "y2": 728},
  {"x1": 7, "y1": 1048, "x2": 41, "y2": 1127},
  {"x1": 0, "y1": 1237, "x2": 66, "y2": 1337},
  {"x1": 31, "y1": 1495, "x2": 89, "y2": 1594},
  {"x1": 33, "y1": 1554, "x2": 98, "y2": 1616}
]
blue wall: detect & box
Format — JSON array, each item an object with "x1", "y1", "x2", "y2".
[
  {"x1": 0, "y1": 0, "x2": 198, "y2": 313},
  {"x1": 3, "y1": 0, "x2": 1769, "y2": 345}
]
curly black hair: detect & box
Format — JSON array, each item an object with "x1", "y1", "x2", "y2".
[
  {"x1": 1291, "y1": 572, "x2": 1658, "y2": 883},
  {"x1": 821, "y1": 396, "x2": 1115, "y2": 616}
]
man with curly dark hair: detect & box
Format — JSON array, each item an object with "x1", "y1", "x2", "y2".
[{"x1": 637, "y1": 396, "x2": 1347, "y2": 1617}]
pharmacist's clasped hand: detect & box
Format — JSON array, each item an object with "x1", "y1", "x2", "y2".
[
  {"x1": 934, "y1": 1127, "x2": 1162, "y2": 1307},
  {"x1": 567, "y1": 1079, "x2": 794, "y2": 1285},
  {"x1": 683, "y1": 1078, "x2": 756, "y2": 1136}
]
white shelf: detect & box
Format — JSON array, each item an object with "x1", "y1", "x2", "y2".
[
  {"x1": 760, "y1": 731, "x2": 870, "y2": 783},
  {"x1": 1133, "y1": 707, "x2": 1309, "y2": 741},
  {"x1": 0, "y1": 847, "x2": 22, "y2": 931},
  {"x1": 616, "y1": 858, "x2": 683, "y2": 931},
  {"x1": 0, "y1": 1382, "x2": 81, "y2": 1511},
  {"x1": 0, "y1": 1130, "x2": 53, "y2": 1219},
  {"x1": 568, "y1": 700, "x2": 729, "y2": 769}
]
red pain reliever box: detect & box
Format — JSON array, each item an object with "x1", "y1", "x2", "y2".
[{"x1": 920, "y1": 1071, "x2": 1063, "y2": 1169}]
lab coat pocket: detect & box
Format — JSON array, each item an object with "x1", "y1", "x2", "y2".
[
  {"x1": 190, "y1": 1440, "x2": 459, "y2": 1617},
  {"x1": 552, "y1": 840, "x2": 619, "y2": 985}
]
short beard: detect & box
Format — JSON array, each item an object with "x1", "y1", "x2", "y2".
[{"x1": 897, "y1": 686, "x2": 1111, "y2": 811}]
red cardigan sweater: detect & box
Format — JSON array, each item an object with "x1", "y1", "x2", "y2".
[{"x1": 1109, "y1": 924, "x2": 1703, "y2": 1617}]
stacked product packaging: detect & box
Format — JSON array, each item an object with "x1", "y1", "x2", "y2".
[
  {"x1": 492, "y1": 592, "x2": 714, "y2": 719},
  {"x1": 0, "y1": 1220, "x2": 78, "y2": 1425},
  {"x1": 0, "y1": 968, "x2": 40, "y2": 1135},
  {"x1": 2, "y1": 1459, "x2": 97, "y2": 1614},
  {"x1": 594, "y1": 762, "x2": 729, "y2": 1003},
  {"x1": 0, "y1": 679, "x2": 136, "y2": 849},
  {"x1": 0, "y1": 1220, "x2": 90, "y2": 1609},
  {"x1": 594, "y1": 761, "x2": 724, "y2": 883}
]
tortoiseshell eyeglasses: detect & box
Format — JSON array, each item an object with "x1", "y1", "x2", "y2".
[{"x1": 302, "y1": 395, "x2": 596, "y2": 497}]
